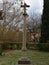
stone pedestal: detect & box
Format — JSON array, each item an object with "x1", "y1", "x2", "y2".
[{"x1": 15, "y1": 56, "x2": 33, "y2": 65}]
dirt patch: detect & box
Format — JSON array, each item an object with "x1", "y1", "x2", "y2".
[{"x1": 3, "y1": 50, "x2": 16, "y2": 54}]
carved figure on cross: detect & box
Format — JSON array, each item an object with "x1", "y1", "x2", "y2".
[{"x1": 21, "y1": 2, "x2": 30, "y2": 16}]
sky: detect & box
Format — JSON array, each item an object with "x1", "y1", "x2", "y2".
[
  {"x1": 0, "y1": 0, "x2": 43, "y2": 15},
  {"x1": 24, "y1": 0, "x2": 43, "y2": 15}
]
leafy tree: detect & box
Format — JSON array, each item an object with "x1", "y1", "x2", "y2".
[{"x1": 40, "y1": 0, "x2": 49, "y2": 43}]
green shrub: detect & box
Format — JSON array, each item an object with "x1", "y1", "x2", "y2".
[
  {"x1": 0, "y1": 42, "x2": 22, "y2": 50},
  {"x1": 16, "y1": 43, "x2": 22, "y2": 50},
  {"x1": 37, "y1": 43, "x2": 49, "y2": 51},
  {"x1": 0, "y1": 44, "x2": 3, "y2": 55},
  {"x1": 26, "y1": 43, "x2": 38, "y2": 50}
]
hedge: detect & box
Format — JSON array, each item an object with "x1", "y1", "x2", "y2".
[
  {"x1": 37, "y1": 43, "x2": 49, "y2": 51},
  {"x1": 0, "y1": 42, "x2": 49, "y2": 55},
  {"x1": 0, "y1": 42, "x2": 22, "y2": 55}
]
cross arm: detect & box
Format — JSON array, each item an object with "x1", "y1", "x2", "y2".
[
  {"x1": 21, "y1": 5, "x2": 24, "y2": 7},
  {"x1": 21, "y1": 3, "x2": 30, "y2": 8}
]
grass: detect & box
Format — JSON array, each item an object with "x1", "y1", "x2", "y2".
[{"x1": 0, "y1": 50, "x2": 49, "y2": 65}]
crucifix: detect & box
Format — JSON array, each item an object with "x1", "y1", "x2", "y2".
[{"x1": 21, "y1": 2, "x2": 30, "y2": 51}]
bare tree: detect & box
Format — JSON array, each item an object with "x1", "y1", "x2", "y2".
[
  {"x1": 27, "y1": 15, "x2": 41, "y2": 43},
  {"x1": 0, "y1": 0, "x2": 23, "y2": 42}
]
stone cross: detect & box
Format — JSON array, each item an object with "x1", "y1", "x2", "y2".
[{"x1": 21, "y1": 2, "x2": 30, "y2": 51}]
